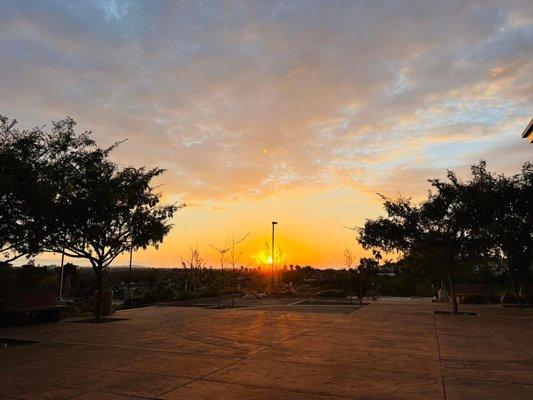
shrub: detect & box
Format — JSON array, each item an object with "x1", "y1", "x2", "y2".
[{"x1": 317, "y1": 289, "x2": 346, "y2": 298}]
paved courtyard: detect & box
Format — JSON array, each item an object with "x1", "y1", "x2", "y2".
[{"x1": 1, "y1": 300, "x2": 532, "y2": 400}]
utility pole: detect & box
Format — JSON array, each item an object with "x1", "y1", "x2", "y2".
[
  {"x1": 271, "y1": 221, "x2": 277, "y2": 288},
  {"x1": 127, "y1": 243, "x2": 133, "y2": 300},
  {"x1": 58, "y1": 249, "x2": 65, "y2": 300}
]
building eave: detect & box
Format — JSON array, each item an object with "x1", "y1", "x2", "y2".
[{"x1": 522, "y1": 117, "x2": 533, "y2": 142}]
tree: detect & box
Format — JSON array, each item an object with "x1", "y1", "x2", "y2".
[
  {"x1": 208, "y1": 241, "x2": 229, "y2": 307},
  {"x1": 343, "y1": 247, "x2": 355, "y2": 269},
  {"x1": 181, "y1": 242, "x2": 205, "y2": 295},
  {"x1": 343, "y1": 247, "x2": 355, "y2": 300},
  {"x1": 358, "y1": 161, "x2": 533, "y2": 314},
  {"x1": 359, "y1": 180, "x2": 485, "y2": 314},
  {"x1": 228, "y1": 231, "x2": 250, "y2": 272},
  {"x1": 227, "y1": 231, "x2": 250, "y2": 306},
  {"x1": 208, "y1": 243, "x2": 228, "y2": 271},
  {"x1": 0, "y1": 116, "x2": 44, "y2": 264},
  {"x1": 0, "y1": 115, "x2": 94, "y2": 264},
  {"x1": 43, "y1": 122, "x2": 180, "y2": 321},
  {"x1": 431, "y1": 161, "x2": 533, "y2": 306},
  {"x1": 356, "y1": 256, "x2": 379, "y2": 301}
]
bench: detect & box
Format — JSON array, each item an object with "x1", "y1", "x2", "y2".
[
  {"x1": 520, "y1": 283, "x2": 533, "y2": 304},
  {"x1": 454, "y1": 283, "x2": 491, "y2": 304},
  {"x1": 0, "y1": 289, "x2": 67, "y2": 324}
]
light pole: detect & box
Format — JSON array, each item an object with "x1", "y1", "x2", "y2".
[
  {"x1": 271, "y1": 221, "x2": 277, "y2": 288},
  {"x1": 127, "y1": 242, "x2": 133, "y2": 300},
  {"x1": 58, "y1": 249, "x2": 65, "y2": 300}
]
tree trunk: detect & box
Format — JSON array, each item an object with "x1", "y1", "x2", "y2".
[
  {"x1": 446, "y1": 267, "x2": 459, "y2": 315},
  {"x1": 95, "y1": 266, "x2": 104, "y2": 322},
  {"x1": 506, "y1": 259, "x2": 524, "y2": 308},
  {"x1": 349, "y1": 278, "x2": 353, "y2": 305},
  {"x1": 508, "y1": 273, "x2": 523, "y2": 308}
]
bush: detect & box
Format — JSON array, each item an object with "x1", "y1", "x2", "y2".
[{"x1": 317, "y1": 289, "x2": 346, "y2": 298}]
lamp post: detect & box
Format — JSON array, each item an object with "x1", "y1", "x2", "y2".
[
  {"x1": 127, "y1": 242, "x2": 133, "y2": 300},
  {"x1": 271, "y1": 221, "x2": 277, "y2": 288},
  {"x1": 58, "y1": 249, "x2": 65, "y2": 300}
]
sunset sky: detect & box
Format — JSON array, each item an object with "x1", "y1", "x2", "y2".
[{"x1": 1, "y1": 1, "x2": 532, "y2": 268}]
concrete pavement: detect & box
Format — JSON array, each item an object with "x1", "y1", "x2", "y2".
[{"x1": 1, "y1": 300, "x2": 532, "y2": 399}]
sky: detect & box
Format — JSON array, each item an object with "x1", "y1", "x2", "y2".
[{"x1": 1, "y1": 0, "x2": 532, "y2": 268}]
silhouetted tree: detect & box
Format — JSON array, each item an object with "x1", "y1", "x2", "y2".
[
  {"x1": 0, "y1": 115, "x2": 94, "y2": 264},
  {"x1": 359, "y1": 179, "x2": 485, "y2": 314},
  {"x1": 181, "y1": 243, "x2": 205, "y2": 295},
  {"x1": 431, "y1": 161, "x2": 533, "y2": 306},
  {"x1": 343, "y1": 247, "x2": 355, "y2": 269},
  {"x1": 357, "y1": 256, "x2": 379, "y2": 300},
  {"x1": 359, "y1": 161, "x2": 533, "y2": 314},
  {"x1": 43, "y1": 121, "x2": 180, "y2": 321},
  {"x1": 208, "y1": 242, "x2": 228, "y2": 271}
]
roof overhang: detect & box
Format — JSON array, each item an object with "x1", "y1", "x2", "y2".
[{"x1": 522, "y1": 117, "x2": 533, "y2": 143}]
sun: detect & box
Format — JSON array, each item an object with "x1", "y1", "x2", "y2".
[{"x1": 255, "y1": 251, "x2": 273, "y2": 265}]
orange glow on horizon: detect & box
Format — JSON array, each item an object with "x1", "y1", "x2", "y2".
[{"x1": 36, "y1": 186, "x2": 380, "y2": 269}]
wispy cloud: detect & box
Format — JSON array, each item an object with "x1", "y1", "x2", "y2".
[{"x1": 1, "y1": 1, "x2": 531, "y2": 265}]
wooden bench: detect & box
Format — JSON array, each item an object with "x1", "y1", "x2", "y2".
[
  {"x1": 0, "y1": 289, "x2": 67, "y2": 324},
  {"x1": 454, "y1": 283, "x2": 491, "y2": 304},
  {"x1": 520, "y1": 283, "x2": 533, "y2": 304}
]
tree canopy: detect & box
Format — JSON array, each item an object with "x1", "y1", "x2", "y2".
[
  {"x1": 1, "y1": 115, "x2": 181, "y2": 321},
  {"x1": 429, "y1": 161, "x2": 533, "y2": 305},
  {"x1": 358, "y1": 161, "x2": 532, "y2": 313},
  {"x1": 0, "y1": 116, "x2": 95, "y2": 264}
]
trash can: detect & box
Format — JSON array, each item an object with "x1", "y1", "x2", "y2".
[{"x1": 93, "y1": 290, "x2": 113, "y2": 316}]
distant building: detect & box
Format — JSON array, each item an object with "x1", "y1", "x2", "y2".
[{"x1": 522, "y1": 117, "x2": 533, "y2": 143}]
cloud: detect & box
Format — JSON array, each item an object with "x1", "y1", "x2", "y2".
[{"x1": 1, "y1": 0, "x2": 531, "y2": 204}]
